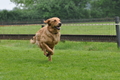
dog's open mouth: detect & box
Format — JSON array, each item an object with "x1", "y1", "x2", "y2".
[
  {"x1": 54, "y1": 26, "x2": 61, "y2": 30},
  {"x1": 54, "y1": 23, "x2": 62, "y2": 30}
]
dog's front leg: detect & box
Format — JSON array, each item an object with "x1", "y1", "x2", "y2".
[{"x1": 42, "y1": 43, "x2": 53, "y2": 54}]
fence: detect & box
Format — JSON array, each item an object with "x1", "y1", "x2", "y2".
[
  {"x1": 0, "y1": 17, "x2": 120, "y2": 47},
  {"x1": 0, "y1": 18, "x2": 114, "y2": 25}
]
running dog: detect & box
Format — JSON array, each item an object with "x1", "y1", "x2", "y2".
[{"x1": 30, "y1": 17, "x2": 62, "y2": 61}]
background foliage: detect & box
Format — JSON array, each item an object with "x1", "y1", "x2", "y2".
[{"x1": 0, "y1": 0, "x2": 120, "y2": 21}]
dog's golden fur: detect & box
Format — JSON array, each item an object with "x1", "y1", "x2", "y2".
[{"x1": 30, "y1": 17, "x2": 62, "y2": 61}]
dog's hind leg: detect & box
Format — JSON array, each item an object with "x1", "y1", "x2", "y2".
[
  {"x1": 38, "y1": 43, "x2": 47, "y2": 56},
  {"x1": 47, "y1": 51, "x2": 53, "y2": 61},
  {"x1": 48, "y1": 54, "x2": 52, "y2": 61},
  {"x1": 43, "y1": 49, "x2": 47, "y2": 56},
  {"x1": 46, "y1": 47, "x2": 54, "y2": 61}
]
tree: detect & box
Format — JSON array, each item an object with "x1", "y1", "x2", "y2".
[
  {"x1": 10, "y1": 0, "x2": 91, "y2": 19},
  {"x1": 0, "y1": 10, "x2": 8, "y2": 21},
  {"x1": 90, "y1": 0, "x2": 120, "y2": 18}
]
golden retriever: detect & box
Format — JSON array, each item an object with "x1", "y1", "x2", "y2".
[{"x1": 30, "y1": 17, "x2": 62, "y2": 61}]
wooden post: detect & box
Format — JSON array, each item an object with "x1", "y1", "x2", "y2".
[{"x1": 115, "y1": 16, "x2": 120, "y2": 48}]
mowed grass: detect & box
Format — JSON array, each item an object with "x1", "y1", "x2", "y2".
[
  {"x1": 0, "y1": 40, "x2": 120, "y2": 80},
  {"x1": 0, "y1": 22, "x2": 116, "y2": 35},
  {"x1": 0, "y1": 22, "x2": 119, "y2": 80}
]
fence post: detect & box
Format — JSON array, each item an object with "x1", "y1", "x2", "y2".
[{"x1": 115, "y1": 16, "x2": 120, "y2": 48}]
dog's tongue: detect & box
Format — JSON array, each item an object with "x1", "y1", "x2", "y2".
[{"x1": 56, "y1": 27, "x2": 60, "y2": 30}]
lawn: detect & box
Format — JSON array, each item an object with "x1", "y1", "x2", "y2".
[
  {"x1": 0, "y1": 40, "x2": 120, "y2": 80},
  {"x1": 0, "y1": 22, "x2": 116, "y2": 35},
  {"x1": 0, "y1": 22, "x2": 119, "y2": 80}
]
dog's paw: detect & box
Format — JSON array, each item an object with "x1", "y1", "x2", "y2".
[{"x1": 46, "y1": 53, "x2": 50, "y2": 57}]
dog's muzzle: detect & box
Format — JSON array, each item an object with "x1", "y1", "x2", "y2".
[{"x1": 54, "y1": 23, "x2": 62, "y2": 30}]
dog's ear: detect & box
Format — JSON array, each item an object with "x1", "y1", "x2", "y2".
[
  {"x1": 44, "y1": 19, "x2": 50, "y2": 24},
  {"x1": 44, "y1": 19, "x2": 51, "y2": 26}
]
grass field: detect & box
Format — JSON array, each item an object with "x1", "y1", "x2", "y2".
[
  {"x1": 0, "y1": 22, "x2": 120, "y2": 80},
  {"x1": 0, "y1": 40, "x2": 120, "y2": 80},
  {"x1": 0, "y1": 22, "x2": 116, "y2": 35}
]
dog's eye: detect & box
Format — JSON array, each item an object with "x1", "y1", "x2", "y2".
[{"x1": 54, "y1": 20, "x2": 56, "y2": 22}]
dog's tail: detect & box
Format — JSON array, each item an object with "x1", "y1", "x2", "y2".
[{"x1": 30, "y1": 36, "x2": 36, "y2": 44}]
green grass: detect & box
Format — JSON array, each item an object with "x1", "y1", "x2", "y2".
[
  {"x1": 0, "y1": 40, "x2": 120, "y2": 80},
  {"x1": 0, "y1": 22, "x2": 116, "y2": 35},
  {"x1": 0, "y1": 22, "x2": 119, "y2": 79}
]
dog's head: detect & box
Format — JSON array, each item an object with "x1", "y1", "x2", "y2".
[{"x1": 44, "y1": 17, "x2": 62, "y2": 30}]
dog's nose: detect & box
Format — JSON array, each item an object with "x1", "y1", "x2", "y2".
[{"x1": 58, "y1": 23, "x2": 62, "y2": 26}]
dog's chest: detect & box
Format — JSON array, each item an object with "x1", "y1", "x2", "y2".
[{"x1": 47, "y1": 34, "x2": 60, "y2": 44}]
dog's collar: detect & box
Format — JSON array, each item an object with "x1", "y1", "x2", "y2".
[{"x1": 54, "y1": 32, "x2": 58, "y2": 34}]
